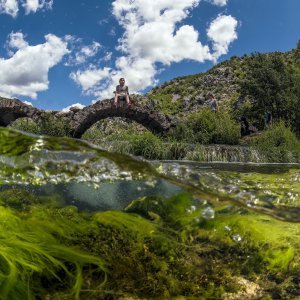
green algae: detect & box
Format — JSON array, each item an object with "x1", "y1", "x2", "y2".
[
  {"x1": 0, "y1": 204, "x2": 106, "y2": 299},
  {"x1": 123, "y1": 194, "x2": 300, "y2": 298},
  {"x1": 0, "y1": 189, "x2": 299, "y2": 299}
]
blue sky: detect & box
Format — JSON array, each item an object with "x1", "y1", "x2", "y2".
[{"x1": 0, "y1": 0, "x2": 299, "y2": 111}]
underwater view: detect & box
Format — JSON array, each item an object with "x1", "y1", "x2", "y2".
[{"x1": 0, "y1": 127, "x2": 299, "y2": 299}]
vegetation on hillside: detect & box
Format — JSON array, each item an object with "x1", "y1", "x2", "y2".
[
  {"x1": 7, "y1": 44, "x2": 300, "y2": 162},
  {"x1": 244, "y1": 122, "x2": 300, "y2": 162},
  {"x1": 9, "y1": 112, "x2": 71, "y2": 137},
  {"x1": 238, "y1": 51, "x2": 300, "y2": 132}
]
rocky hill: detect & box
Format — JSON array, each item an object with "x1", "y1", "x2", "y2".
[
  {"x1": 82, "y1": 46, "x2": 300, "y2": 139},
  {"x1": 146, "y1": 48, "x2": 298, "y2": 116}
]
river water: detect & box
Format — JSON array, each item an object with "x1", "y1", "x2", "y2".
[{"x1": 0, "y1": 127, "x2": 299, "y2": 299}]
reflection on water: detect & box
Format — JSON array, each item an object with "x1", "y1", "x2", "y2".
[{"x1": 0, "y1": 179, "x2": 182, "y2": 211}]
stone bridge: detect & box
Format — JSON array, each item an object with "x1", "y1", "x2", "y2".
[{"x1": 0, "y1": 97, "x2": 175, "y2": 137}]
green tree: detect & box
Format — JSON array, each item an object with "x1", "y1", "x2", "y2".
[
  {"x1": 288, "y1": 64, "x2": 300, "y2": 135},
  {"x1": 240, "y1": 52, "x2": 294, "y2": 125}
]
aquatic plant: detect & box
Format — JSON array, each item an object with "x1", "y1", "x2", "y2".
[
  {"x1": 0, "y1": 205, "x2": 106, "y2": 299},
  {"x1": 124, "y1": 194, "x2": 300, "y2": 298},
  {"x1": 0, "y1": 127, "x2": 299, "y2": 298}
]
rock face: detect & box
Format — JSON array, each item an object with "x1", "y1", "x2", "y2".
[{"x1": 0, "y1": 97, "x2": 175, "y2": 137}]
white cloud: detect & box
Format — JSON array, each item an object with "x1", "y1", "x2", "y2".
[
  {"x1": 74, "y1": 42, "x2": 101, "y2": 65},
  {"x1": 64, "y1": 38, "x2": 102, "y2": 66},
  {"x1": 108, "y1": 28, "x2": 116, "y2": 36},
  {"x1": 71, "y1": 0, "x2": 238, "y2": 100},
  {"x1": 208, "y1": 0, "x2": 227, "y2": 6},
  {"x1": 0, "y1": 32, "x2": 69, "y2": 99},
  {"x1": 103, "y1": 51, "x2": 112, "y2": 61},
  {"x1": 0, "y1": 0, "x2": 52, "y2": 17},
  {"x1": 22, "y1": 0, "x2": 53, "y2": 14},
  {"x1": 0, "y1": 0, "x2": 18, "y2": 17},
  {"x1": 207, "y1": 15, "x2": 238, "y2": 60},
  {"x1": 23, "y1": 100, "x2": 33, "y2": 106},
  {"x1": 6, "y1": 32, "x2": 28, "y2": 56},
  {"x1": 7, "y1": 32, "x2": 28, "y2": 49},
  {"x1": 61, "y1": 103, "x2": 85, "y2": 113},
  {"x1": 70, "y1": 66, "x2": 111, "y2": 93}
]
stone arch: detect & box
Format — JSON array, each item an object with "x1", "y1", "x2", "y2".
[
  {"x1": 1, "y1": 97, "x2": 175, "y2": 138},
  {"x1": 69, "y1": 99, "x2": 173, "y2": 138},
  {"x1": 0, "y1": 98, "x2": 39, "y2": 127}
]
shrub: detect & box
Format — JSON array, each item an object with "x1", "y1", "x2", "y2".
[
  {"x1": 150, "y1": 94, "x2": 183, "y2": 115},
  {"x1": 113, "y1": 133, "x2": 188, "y2": 160},
  {"x1": 187, "y1": 109, "x2": 240, "y2": 145},
  {"x1": 7, "y1": 114, "x2": 71, "y2": 137},
  {"x1": 162, "y1": 141, "x2": 188, "y2": 160},
  {"x1": 188, "y1": 109, "x2": 217, "y2": 144},
  {"x1": 168, "y1": 123, "x2": 194, "y2": 142},
  {"x1": 250, "y1": 122, "x2": 300, "y2": 162},
  {"x1": 9, "y1": 118, "x2": 41, "y2": 135},
  {"x1": 39, "y1": 113, "x2": 72, "y2": 137},
  {"x1": 213, "y1": 113, "x2": 240, "y2": 145},
  {"x1": 127, "y1": 132, "x2": 163, "y2": 159}
]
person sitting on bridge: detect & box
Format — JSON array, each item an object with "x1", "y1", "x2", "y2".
[{"x1": 114, "y1": 78, "x2": 131, "y2": 108}]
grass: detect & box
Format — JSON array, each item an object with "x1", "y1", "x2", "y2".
[{"x1": 248, "y1": 121, "x2": 300, "y2": 162}]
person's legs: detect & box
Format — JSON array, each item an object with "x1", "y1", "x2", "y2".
[
  {"x1": 126, "y1": 94, "x2": 131, "y2": 107},
  {"x1": 114, "y1": 93, "x2": 118, "y2": 107}
]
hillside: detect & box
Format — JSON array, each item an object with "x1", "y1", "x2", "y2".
[
  {"x1": 147, "y1": 48, "x2": 299, "y2": 116},
  {"x1": 8, "y1": 45, "x2": 300, "y2": 142},
  {"x1": 83, "y1": 46, "x2": 300, "y2": 139}
]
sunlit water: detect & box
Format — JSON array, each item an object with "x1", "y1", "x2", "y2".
[{"x1": 0, "y1": 127, "x2": 299, "y2": 299}]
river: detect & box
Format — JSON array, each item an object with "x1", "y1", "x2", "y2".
[{"x1": 0, "y1": 127, "x2": 299, "y2": 299}]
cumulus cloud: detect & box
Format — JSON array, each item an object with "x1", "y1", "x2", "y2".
[
  {"x1": 103, "y1": 52, "x2": 112, "y2": 61},
  {"x1": 7, "y1": 32, "x2": 29, "y2": 49},
  {"x1": 76, "y1": 42, "x2": 101, "y2": 64},
  {"x1": 207, "y1": 14, "x2": 238, "y2": 60},
  {"x1": 64, "y1": 37, "x2": 103, "y2": 66},
  {"x1": 61, "y1": 103, "x2": 85, "y2": 112},
  {"x1": 70, "y1": 66, "x2": 111, "y2": 93},
  {"x1": 0, "y1": 32, "x2": 69, "y2": 99},
  {"x1": 5, "y1": 32, "x2": 28, "y2": 56},
  {"x1": 22, "y1": 0, "x2": 53, "y2": 14},
  {"x1": 71, "y1": 0, "x2": 237, "y2": 100},
  {"x1": 71, "y1": 42, "x2": 101, "y2": 65},
  {"x1": 23, "y1": 100, "x2": 33, "y2": 106},
  {"x1": 0, "y1": 0, "x2": 52, "y2": 17},
  {"x1": 0, "y1": 0, "x2": 18, "y2": 17},
  {"x1": 208, "y1": 0, "x2": 227, "y2": 6}
]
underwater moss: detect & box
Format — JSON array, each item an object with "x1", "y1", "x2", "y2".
[
  {"x1": 0, "y1": 188, "x2": 41, "y2": 210},
  {"x1": 0, "y1": 188, "x2": 299, "y2": 299}
]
